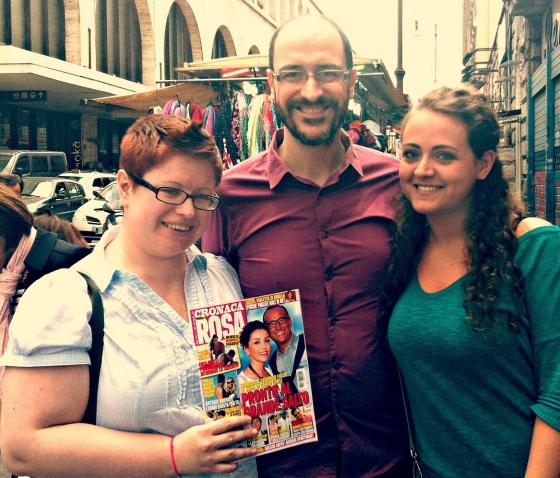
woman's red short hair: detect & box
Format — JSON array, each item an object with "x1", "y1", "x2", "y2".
[{"x1": 119, "y1": 115, "x2": 222, "y2": 184}]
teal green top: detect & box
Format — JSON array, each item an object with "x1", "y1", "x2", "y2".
[{"x1": 388, "y1": 226, "x2": 560, "y2": 478}]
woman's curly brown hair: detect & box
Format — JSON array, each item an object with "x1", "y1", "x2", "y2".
[{"x1": 381, "y1": 85, "x2": 525, "y2": 336}]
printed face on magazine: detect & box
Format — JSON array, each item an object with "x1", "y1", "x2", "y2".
[
  {"x1": 263, "y1": 306, "x2": 293, "y2": 346},
  {"x1": 245, "y1": 329, "x2": 272, "y2": 363}
]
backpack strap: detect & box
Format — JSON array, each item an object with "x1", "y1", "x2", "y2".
[{"x1": 77, "y1": 272, "x2": 105, "y2": 425}]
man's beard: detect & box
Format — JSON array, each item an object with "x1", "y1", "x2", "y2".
[{"x1": 275, "y1": 96, "x2": 349, "y2": 146}]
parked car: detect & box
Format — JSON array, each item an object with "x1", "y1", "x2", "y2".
[
  {"x1": 72, "y1": 181, "x2": 123, "y2": 243},
  {"x1": 0, "y1": 150, "x2": 68, "y2": 176},
  {"x1": 21, "y1": 177, "x2": 87, "y2": 220},
  {"x1": 59, "y1": 171, "x2": 116, "y2": 199}
]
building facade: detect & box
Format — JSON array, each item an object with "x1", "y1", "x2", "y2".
[
  {"x1": 0, "y1": 0, "x2": 321, "y2": 170},
  {"x1": 462, "y1": 0, "x2": 560, "y2": 224}
]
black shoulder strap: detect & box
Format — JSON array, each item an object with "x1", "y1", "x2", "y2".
[
  {"x1": 269, "y1": 350, "x2": 279, "y2": 375},
  {"x1": 77, "y1": 272, "x2": 105, "y2": 425},
  {"x1": 290, "y1": 334, "x2": 305, "y2": 380}
]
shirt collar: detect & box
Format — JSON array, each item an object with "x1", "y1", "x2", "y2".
[
  {"x1": 72, "y1": 227, "x2": 119, "y2": 292},
  {"x1": 278, "y1": 332, "x2": 299, "y2": 355},
  {"x1": 72, "y1": 227, "x2": 202, "y2": 293},
  {"x1": 266, "y1": 128, "x2": 364, "y2": 189}
]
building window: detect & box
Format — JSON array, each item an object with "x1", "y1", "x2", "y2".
[
  {"x1": 164, "y1": 3, "x2": 193, "y2": 80},
  {"x1": 212, "y1": 30, "x2": 228, "y2": 59},
  {"x1": 96, "y1": 0, "x2": 142, "y2": 82}
]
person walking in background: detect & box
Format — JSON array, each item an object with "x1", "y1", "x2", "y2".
[
  {"x1": 0, "y1": 184, "x2": 89, "y2": 347},
  {"x1": 0, "y1": 173, "x2": 23, "y2": 197},
  {"x1": 0, "y1": 115, "x2": 258, "y2": 477},
  {"x1": 204, "y1": 14, "x2": 408, "y2": 477},
  {"x1": 384, "y1": 85, "x2": 560, "y2": 477},
  {"x1": 34, "y1": 211, "x2": 89, "y2": 248}
]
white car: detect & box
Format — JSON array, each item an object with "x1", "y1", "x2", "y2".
[
  {"x1": 72, "y1": 181, "x2": 122, "y2": 243},
  {"x1": 59, "y1": 171, "x2": 116, "y2": 199}
]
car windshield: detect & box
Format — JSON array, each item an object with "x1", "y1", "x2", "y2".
[
  {"x1": 100, "y1": 182, "x2": 118, "y2": 200},
  {"x1": 0, "y1": 153, "x2": 12, "y2": 170},
  {"x1": 22, "y1": 179, "x2": 53, "y2": 198},
  {"x1": 100, "y1": 181, "x2": 122, "y2": 209}
]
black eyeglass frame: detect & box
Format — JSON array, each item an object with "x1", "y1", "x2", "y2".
[
  {"x1": 271, "y1": 68, "x2": 351, "y2": 85},
  {"x1": 127, "y1": 171, "x2": 220, "y2": 211},
  {"x1": 264, "y1": 316, "x2": 290, "y2": 329}
]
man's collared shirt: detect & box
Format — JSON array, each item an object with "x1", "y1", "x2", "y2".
[
  {"x1": 204, "y1": 129, "x2": 408, "y2": 477},
  {"x1": 274, "y1": 332, "x2": 307, "y2": 375}
]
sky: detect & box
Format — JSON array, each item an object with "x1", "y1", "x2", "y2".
[{"x1": 316, "y1": 0, "x2": 465, "y2": 103}]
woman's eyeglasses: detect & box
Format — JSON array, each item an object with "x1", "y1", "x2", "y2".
[{"x1": 127, "y1": 171, "x2": 219, "y2": 211}]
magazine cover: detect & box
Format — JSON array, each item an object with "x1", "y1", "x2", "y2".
[{"x1": 190, "y1": 289, "x2": 318, "y2": 455}]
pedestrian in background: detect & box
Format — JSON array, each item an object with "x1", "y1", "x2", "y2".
[
  {"x1": 0, "y1": 173, "x2": 23, "y2": 197},
  {"x1": 384, "y1": 85, "x2": 560, "y2": 477},
  {"x1": 34, "y1": 211, "x2": 89, "y2": 248},
  {"x1": 204, "y1": 14, "x2": 409, "y2": 477},
  {"x1": 0, "y1": 115, "x2": 257, "y2": 477},
  {"x1": 0, "y1": 184, "x2": 89, "y2": 352}
]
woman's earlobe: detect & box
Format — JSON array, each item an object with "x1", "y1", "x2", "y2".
[{"x1": 477, "y1": 150, "x2": 497, "y2": 179}]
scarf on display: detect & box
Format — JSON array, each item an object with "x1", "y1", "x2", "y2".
[
  {"x1": 246, "y1": 94, "x2": 266, "y2": 157},
  {"x1": 0, "y1": 227, "x2": 36, "y2": 355},
  {"x1": 202, "y1": 105, "x2": 216, "y2": 135}
]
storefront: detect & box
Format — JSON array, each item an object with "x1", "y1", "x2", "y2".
[{"x1": 0, "y1": 45, "x2": 150, "y2": 170}]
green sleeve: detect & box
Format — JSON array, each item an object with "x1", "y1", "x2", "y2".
[{"x1": 518, "y1": 226, "x2": 560, "y2": 431}]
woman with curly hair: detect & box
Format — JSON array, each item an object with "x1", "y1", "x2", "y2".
[{"x1": 383, "y1": 85, "x2": 560, "y2": 477}]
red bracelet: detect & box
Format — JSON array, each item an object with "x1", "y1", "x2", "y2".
[{"x1": 169, "y1": 435, "x2": 180, "y2": 477}]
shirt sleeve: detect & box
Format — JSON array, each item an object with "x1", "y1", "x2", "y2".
[
  {"x1": 520, "y1": 227, "x2": 560, "y2": 431},
  {"x1": 1, "y1": 269, "x2": 93, "y2": 368},
  {"x1": 202, "y1": 205, "x2": 228, "y2": 256}
]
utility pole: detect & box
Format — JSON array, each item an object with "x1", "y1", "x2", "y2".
[
  {"x1": 394, "y1": 0, "x2": 405, "y2": 91},
  {"x1": 434, "y1": 23, "x2": 438, "y2": 83}
]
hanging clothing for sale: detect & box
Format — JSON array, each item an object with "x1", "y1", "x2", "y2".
[
  {"x1": 202, "y1": 105, "x2": 216, "y2": 136},
  {"x1": 214, "y1": 99, "x2": 240, "y2": 163}
]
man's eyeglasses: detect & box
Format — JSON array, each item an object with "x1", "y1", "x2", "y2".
[
  {"x1": 127, "y1": 171, "x2": 220, "y2": 211},
  {"x1": 265, "y1": 316, "x2": 290, "y2": 329},
  {"x1": 226, "y1": 380, "x2": 234, "y2": 385},
  {"x1": 272, "y1": 69, "x2": 350, "y2": 85}
]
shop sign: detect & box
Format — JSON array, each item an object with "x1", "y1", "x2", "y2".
[{"x1": 0, "y1": 90, "x2": 48, "y2": 101}]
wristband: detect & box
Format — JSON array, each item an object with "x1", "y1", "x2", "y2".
[{"x1": 170, "y1": 435, "x2": 180, "y2": 477}]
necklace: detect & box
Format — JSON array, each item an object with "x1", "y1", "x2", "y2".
[{"x1": 248, "y1": 363, "x2": 267, "y2": 379}]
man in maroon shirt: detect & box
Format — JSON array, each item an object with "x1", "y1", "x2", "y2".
[{"x1": 203, "y1": 15, "x2": 409, "y2": 477}]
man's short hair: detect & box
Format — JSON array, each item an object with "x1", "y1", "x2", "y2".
[{"x1": 268, "y1": 15, "x2": 353, "y2": 71}]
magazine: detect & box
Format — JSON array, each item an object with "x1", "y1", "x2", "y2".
[{"x1": 190, "y1": 289, "x2": 318, "y2": 455}]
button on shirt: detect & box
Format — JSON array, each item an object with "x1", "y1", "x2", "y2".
[
  {"x1": 2, "y1": 227, "x2": 257, "y2": 478},
  {"x1": 203, "y1": 129, "x2": 408, "y2": 477}
]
